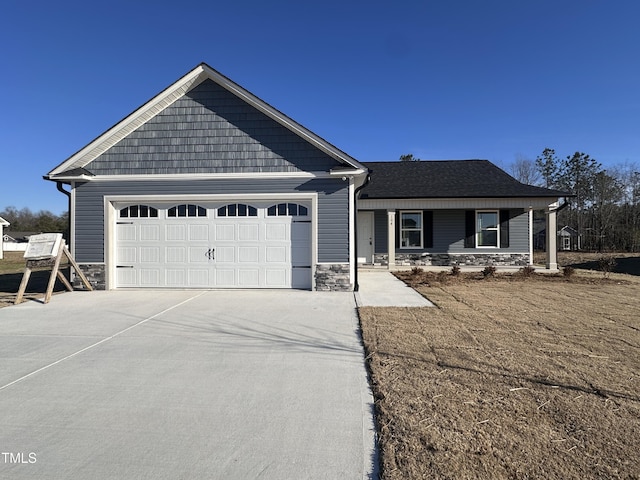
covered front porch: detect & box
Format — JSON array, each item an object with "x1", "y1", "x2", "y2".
[{"x1": 356, "y1": 198, "x2": 562, "y2": 271}]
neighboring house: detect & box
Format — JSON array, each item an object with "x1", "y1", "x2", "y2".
[
  {"x1": 558, "y1": 226, "x2": 581, "y2": 251},
  {"x1": 0, "y1": 217, "x2": 9, "y2": 259},
  {"x1": 535, "y1": 225, "x2": 581, "y2": 251},
  {"x1": 45, "y1": 63, "x2": 567, "y2": 291},
  {"x1": 2, "y1": 231, "x2": 40, "y2": 253}
]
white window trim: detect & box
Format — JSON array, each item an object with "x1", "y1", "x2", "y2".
[
  {"x1": 476, "y1": 210, "x2": 500, "y2": 248},
  {"x1": 399, "y1": 210, "x2": 423, "y2": 249}
]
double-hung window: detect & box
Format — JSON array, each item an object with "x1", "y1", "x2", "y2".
[
  {"x1": 476, "y1": 211, "x2": 499, "y2": 247},
  {"x1": 400, "y1": 211, "x2": 422, "y2": 248}
]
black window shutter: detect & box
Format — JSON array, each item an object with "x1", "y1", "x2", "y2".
[
  {"x1": 500, "y1": 209, "x2": 510, "y2": 248},
  {"x1": 464, "y1": 210, "x2": 475, "y2": 248},
  {"x1": 423, "y1": 211, "x2": 433, "y2": 248},
  {"x1": 395, "y1": 210, "x2": 400, "y2": 250}
]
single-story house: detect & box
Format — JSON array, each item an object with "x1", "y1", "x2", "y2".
[
  {"x1": 45, "y1": 63, "x2": 568, "y2": 291},
  {"x1": 2, "y1": 231, "x2": 42, "y2": 253},
  {"x1": 0, "y1": 217, "x2": 9, "y2": 259},
  {"x1": 558, "y1": 226, "x2": 581, "y2": 250}
]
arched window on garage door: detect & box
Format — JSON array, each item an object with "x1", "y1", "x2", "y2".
[
  {"x1": 168, "y1": 204, "x2": 207, "y2": 217},
  {"x1": 267, "y1": 203, "x2": 308, "y2": 217},
  {"x1": 119, "y1": 205, "x2": 158, "y2": 218},
  {"x1": 217, "y1": 203, "x2": 258, "y2": 217}
]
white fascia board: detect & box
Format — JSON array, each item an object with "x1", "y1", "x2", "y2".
[
  {"x1": 46, "y1": 174, "x2": 94, "y2": 182},
  {"x1": 329, "y1": 168, "x2": 367, "y2": 176},
  {"x1": 58, "y1": 171, "x2": 344, "y2": 182}
]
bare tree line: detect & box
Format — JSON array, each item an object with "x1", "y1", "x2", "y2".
[
  {"x1": 1, "y1": 206, "x2": 69, "y2": 237},
  {"x1": 509, "y1": 149, "x2": 640, "y2": 252}
]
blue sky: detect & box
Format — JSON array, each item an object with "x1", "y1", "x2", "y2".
[{"x1": 1, "y1": 0, "x2": 639, "y2": 215}]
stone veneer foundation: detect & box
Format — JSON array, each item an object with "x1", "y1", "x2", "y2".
[
  {"x1": 72, "y1": 264, "x2": 106, "y2": 290},
  {"x1": 373, "y1": 253, "x2": 530, "y2": 267},
  {"x1": 314, "y1": 264, "x2": 352, "y2": 291},
  {"x1": 72, "y1": 263, "x2": 353, "y2": 292}
]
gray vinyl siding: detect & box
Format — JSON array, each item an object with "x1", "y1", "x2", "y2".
[
  {"x1": 73, "y1": 177, "x2": 349, "y2": 264},
  {"x1": 371, "y1": 208, "x2": 529, "y2": 253},
  {"x1": 443, "y1": 209, "x2": 528, "y2": 253},
  {"x1": 88, "y1": 80, "x2": 341, "y2": 175}
]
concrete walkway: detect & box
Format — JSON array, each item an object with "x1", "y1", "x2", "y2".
[
  {"x1": 0, "y1": 290, "x2": 377, "y2": 479},
  {"x1": 355, "y1": 270, "x2": 434, "y2": 307}
]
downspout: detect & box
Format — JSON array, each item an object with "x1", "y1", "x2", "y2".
[
  {"x1": 55, "y1": 181, "x2": 72, "y2": 249},
  {"x1": 555, "y1": 198, "x2": 570, "y2": 213},
  {"x1": 353, "y1": 173, "x2": 371, "y2": 292}
]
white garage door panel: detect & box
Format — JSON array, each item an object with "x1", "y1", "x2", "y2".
[
  {"x1": 189, "y1": 269, "x2": 209, "y2": 286},
  {"x1": 215, "y1": 224, "x2": 235, "y2": 241},
  {"x1": 119, "y1": 247, "x2": 137, "y2": 263},
  {"x1": 238, "y1": 269, "x2": 259, "y2": 286},
  {"x1": 116, "y1": 268, "x2": 137, "y2": 286},
  {"x1": 140, "y1": 247, "x2": 159, "y2": 263},
  {"x1": 238, "y1": 247, "x2": 259, "y2": 263},
  {"x1": 139, "y1": 269, "x2": 160, "y2": 286},
  {"x1": 215, "y1": 269, "x2": 235, "y2": 286},
  {"x1": 166, "y1": 247, "x2": 186, "y2": 263},
  {"x1": 115, "y1": 202, "x2": 312, "y2": 289},
  {"x1": 118, "y1": 224, "x2": 137, "y2": 241},
  {"x1": 189, "y1": 224, "x2": 209, "y2": 241},
  {"x1": 166, "y1": 225, "x2": 186, "y2": 241},
  {"x1": 166, "y1": 269, "x2": 185, "y2": 286},
  {"x1": 266, "y1": 246, "x2": 287, "y2": 263},
  {"x1": 140, "y1": 225, "x2": 160, "y2": 241},
  {"x1": 216, "y1": 246, "x2": 235, "y2": 263},
  {"x1": 266, "y1": 269, "x2": 287, "y2": 287},
  {"x1": 239, "y1": 224, "x2": 259, "y2": 241},
  {"x1": 265, "y1": 223, "x2": 287, "y2": 241}
]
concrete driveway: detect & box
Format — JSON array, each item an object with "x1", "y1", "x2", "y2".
[{"x1": 0, "y1": 290, "x2": 376, "y2": 479}]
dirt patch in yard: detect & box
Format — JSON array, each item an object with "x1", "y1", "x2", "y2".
[{"x1": 359, "y1": 272, "x2": 640, "y2": 479}]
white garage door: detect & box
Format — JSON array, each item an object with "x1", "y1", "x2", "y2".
[{"x1": 115, "y1": 202, "x2": 312, "y2": 289}]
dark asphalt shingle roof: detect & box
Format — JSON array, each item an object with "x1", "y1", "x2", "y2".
[{"x1": 360, "y1": 160, "x2": 569, "y2": 199}]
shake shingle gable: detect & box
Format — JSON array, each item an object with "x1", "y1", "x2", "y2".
[{"x1": 360, "y1": 160, "x2": 568, "y2": 199}]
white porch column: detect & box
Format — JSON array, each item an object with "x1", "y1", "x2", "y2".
[
  {"x1": 545, "y1": 204, "x2": 558, "y2": 270},
  {"x1": 387, "y1": 210, "x2": 396, "y2": 269}
]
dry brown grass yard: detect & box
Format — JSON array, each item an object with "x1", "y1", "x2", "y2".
[{"x1": 360, "y1": 268, "x2": 640, "y2": 479}]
